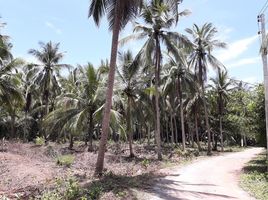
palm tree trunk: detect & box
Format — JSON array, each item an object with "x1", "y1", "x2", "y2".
[
  {"x1": 23, "y1": 111, "x2": 27, "y2": 142},
  {"x1": 154, "y1": 34, "x2": 162, "y2": 160},
  {"x1": 11, "y1": 114, "x2": 15, "y2": 139},
  {"x1": 88, "y1": 111, "x2": 94, "y2": 152},
  {"x1": 127, "y1": 97, "x2": 134, "y2": 157},
  {"x1": 201, "y1": 84, "x2": 212, "y2": 155},
  {"x1": 170, "y1": 115, "x2": 174, "y2": 144},
  {"x1": 195, "y1": 111, "x2": 201, "y2": 151},
  {"x1": 220, "y1": 115, "x2": 224, "y2": 152},
  {"x1": 178, "y1": 78, "x2": 186, "y2": 151},
  {"x1": 147, "y1": 125, "x2": 151, "y2": 146},
  {"x1": 69, "y1": 134, "x2": 74, "y2": 150},
  {"x1": 95, "y1": 1, "x2": 122, "y2": 176},
  {"x1": 174, "y1": 116, "x2": 178, "y2": 144}
]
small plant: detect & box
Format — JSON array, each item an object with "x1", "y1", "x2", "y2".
[
  {"x1": 141, "y1": 159, "x2": 150, "y2": 168},
  {"x1": 88, "y1": 184, "x2": 103, "y2": 200},
  {"x1": 35, "y1": 136, "x2": 45, "y2": 146},
  {"x1": 56, "y1": 155, "x2": 75, "y2": 167},
  {"x1": 64, "y1": 178, "x2": 81, "y2": 200}
]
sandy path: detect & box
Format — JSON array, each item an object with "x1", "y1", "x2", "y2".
[{"x1": 142, "y1": 148, "x2": 263, "y2": 200}]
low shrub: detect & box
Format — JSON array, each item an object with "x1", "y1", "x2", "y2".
[
  {"x1": 35, "y1": 136, "x2": 45, "y2": 146},
  {"x1": 56, "y1": 155, "x2": 75, "y2": 167}
]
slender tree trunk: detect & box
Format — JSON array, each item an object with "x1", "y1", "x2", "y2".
[
  {"x1": 178, "y1": 78, "x2": 186, "y2": 151},
  {"x1": 174, "y1": 116, "x2": 178, "y2": 144},
  {"x1": 23, "y1": 111, "x2": 28, "y2": 142},
  {"x1": 95, "y1": 1, "x2": 122, "y2": 176},
  {"x1": 165, "y1": 116, "x2": 169, "y2": 144},
  {"x1": 69, "y1": 134, "x2": 74, "y2": 150},
  {"x1": 126, "y1": 97, "x2": 134, "y2": 157},
  {"x1": 147, "y1": 125, "x2": 151, "y2": 146},
  {"x1": 220, "y1": 115, "x2": 224, "y2": 152},
  {"x1": 88, "y1": 111, "x2": 94, "y2": 152},
  {"x1": 154, "y1": 34, "x2": 162, "y2": 160},
  {"x1": 189, "y1": 122, "x2": 194, "y2": 148},
  {"x1": 195, "y1": 111, "x2": 201, "y2": 151},
  {"x1": 11, "y1": 114, "x2": 15, "y2": 139},
  {"x1": 170, "y1": 115, "x2": 174, "y2": 144},
  {"x1": 201, "y1": 84, "x2": 212, "y2": 155},
  {"x1": 212, "y1": 131, "x2": 215, "y2": 148}
]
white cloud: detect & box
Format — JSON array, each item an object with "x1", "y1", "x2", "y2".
[
  {"x1": 45, "y1": 21, "x2": 62, "y2": 35},
  {"x1": 216, "y1": 26, "x2": 233, "y2": 41},
  {"x1": 217, "y1": 35, "x2": 258, "y2": 63},
  {"x1": 227, "y1": 57, "x2": 261, "y2": 69}
]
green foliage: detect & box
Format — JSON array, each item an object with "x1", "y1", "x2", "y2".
[
  {"x1": 141, "y1": 159, "x2": 150, "y2": 168},
  {"x1": 35, "y1": 136, "x2": 45, "y2": 146},
  {"x1": 39, "y1": 177, "x2": 82, "y2": 200},
  {"x1": 56, "y1": 155, "x2": 75, "y2": 167},
  {"x1": 250, "y1": 85, "x2": 266, "y2": 146},
  {"x1": 87, "y1": 183, "x2": 103, "y2": 200}
]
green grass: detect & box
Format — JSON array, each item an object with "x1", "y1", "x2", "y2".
[
  {"x1": 56, "y1": 155, "x2": 75, "y2": 167},
  {"x1": 240, "y1": 153, "x2": 268, "y2": 200}
]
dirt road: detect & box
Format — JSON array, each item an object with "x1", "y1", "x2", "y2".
[{"x1": 142, "y1": 148, "x2": 263, "y2": 200}]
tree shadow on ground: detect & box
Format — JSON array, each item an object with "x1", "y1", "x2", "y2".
[
  {"x1": 243, "y1": 153, "x2": 267, "y2": 173},
  {"x1": 83, "y1": 171, "x2": 236, "y2": 200}
]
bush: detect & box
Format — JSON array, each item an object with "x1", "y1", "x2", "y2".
[
  {"x1": 56, "y1": 155, "x2": 74, "y2": 167},
  {"x1": 39, "y1": 177, "x2": 82, "y2": 200},
  {"x1": 35, "y1": 136, "x2": 45, "y2": 146},
  {"x1": 87, "y1": 184, "x2": 103, "y2": 200}
]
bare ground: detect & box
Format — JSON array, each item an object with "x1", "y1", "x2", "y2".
[
  {"x1": 0, "y1": 141, "x2": 169, "y2": 199},
  {"x1": 141, "y1": 147, "x2": 263, "y2": 200},
  {"x1": 0, "y1": 142, "x2": 261, "y2": 200}
]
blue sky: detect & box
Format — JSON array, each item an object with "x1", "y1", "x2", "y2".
[{"x1": 0, "y1": 0, "x2": 267, "y2": 84}]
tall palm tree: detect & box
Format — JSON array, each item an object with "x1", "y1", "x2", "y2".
[
  {"x1": 28, "y1": 41, "x2": 69, "y2": 139},
  {"x1": 165, "y1": 49, "x2": 194, "y2": 151},
  {"x1": 210, "y1": 69, "x2": 232, "y2": 152},
  {"x1": 117, "y1": 50, "x2": 141, "y2": 157},
  {"x1": 186, "y1": 23, "x2": 226, "y2": 155},
  {"x1": 88, "y1": 0, "x2": 143, "y2": 175},
  {"x1": 121, "y1": 0, "x2": 190, "y2": 160}
]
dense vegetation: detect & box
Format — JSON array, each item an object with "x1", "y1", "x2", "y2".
[{"x1": 0, "y1": 0, "x2": 266, "y2": 177}]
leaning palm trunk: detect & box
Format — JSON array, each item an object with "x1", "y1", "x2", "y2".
[
  {"x1": 178, "y1": 78, "x2": 186, "y2": 151},
  {"x1": 127, "y1": 97, "x2": 134, "y2": 157},
  {"x1": 154, "y1": 34, "x2": 162, "y2": 160},
  {"x1": 95, "y1": 1, "x2": 122, "y2": 176}
]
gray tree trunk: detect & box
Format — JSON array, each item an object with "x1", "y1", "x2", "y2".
[{"x1": 95, "y1": 1, "x2": 122, "y2": 176}]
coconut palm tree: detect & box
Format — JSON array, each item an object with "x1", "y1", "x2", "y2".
[
  {"x1": 0, "y1": 20, "x2": 12, "y2": 63},
  {"x1": 45, "y1": 64, "x2": 106, "y2": 151},
  {"x1": 0, "y1": 58, "x2": 24, "y2": 138},
  {"x1": 116, "y1": 50, "x2": 141, "y2": 157},
  {"x1": 28, "y1": 41, "x2": 70, "y2": 139},
  {"x1": 88, "y1": 0, "x2": 143, "y2": 175},
  {"x1": 209, "y1": 69, "x2": 232, "y2": 152},
  {"x1": 164, "y1": 49, "x2": 194, "y2": 151},
  {"x1": 121, "y1": 0, "x2": 190, "y2": 160},
  {"x1": 186, "y1": 23, "x2": 226, "y2": 155}
]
